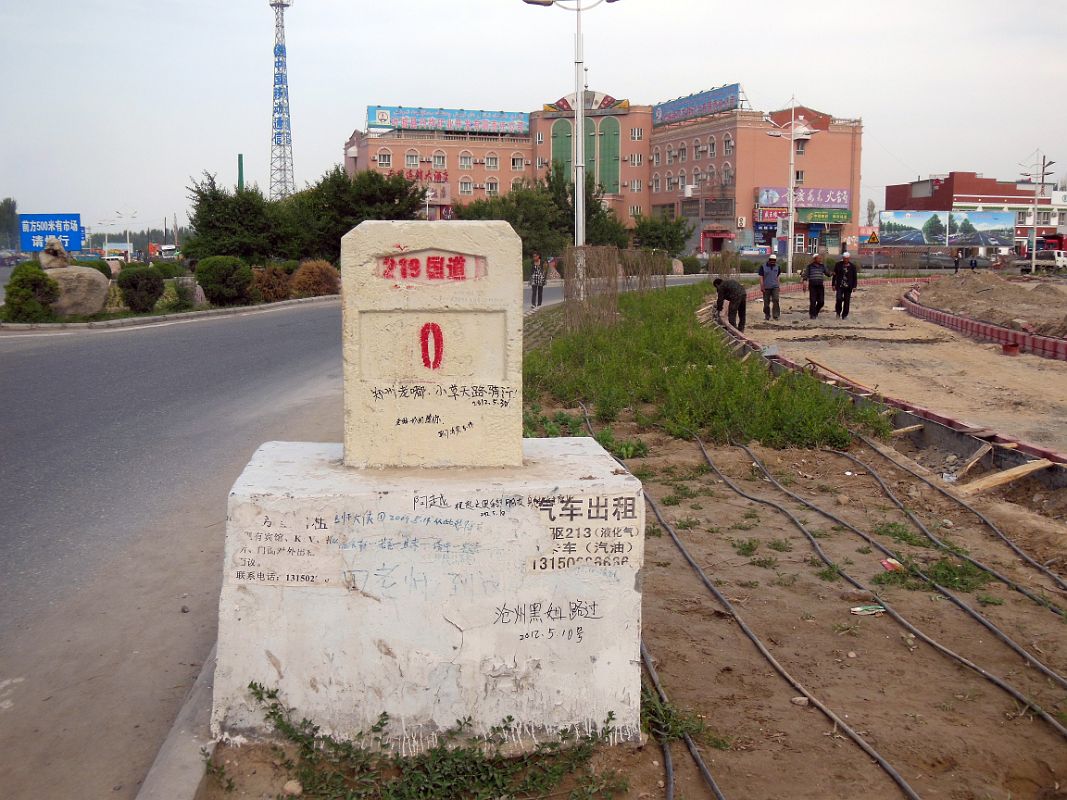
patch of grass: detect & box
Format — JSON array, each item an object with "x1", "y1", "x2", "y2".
[
  {"x1": 729, "y1": 521, "x2": 756, "y2": 531},
  {"x1": 645, "y1": 524, "x2": 662, "y2": 538},
  {"x1": 689, "y1": 502, "x2": 704, "y2": 510},
  {"x1": 773, "y1": 573, "x2": 798, "y2": 588},
  {"x1": 873, "y1": 521, "x2": 930, "y2": 548},
  {"x1": 768, "y1": 538, "x2": 793, "y2": 552},
  {"x1": 816, "y1": 563, "x2": 842, "y2": 582},
  {"x1": 743, "y1": 508, "x2": 760, "y2": 521},
  {"x1": 801, "y1": 611, "x2": 816, "y2": 621},
  {"x1": 675, "y1": 517, "x2": 699, "y2": 530},
  {"x1": 661, "y1": 494, "x2": 681, "y2": 506},
  {"x1": 706, "y1": 525, "x2": 722, "y2": 534},
  {"x1": 976, "y1": 593, "x2": 1003, "y2": 607},
  {"x1": 871, "y1": 569, "x2": 925, "y2": 591},
  {"x1": 750, "y1": 556, "x2": 779, "y2": 570},
  {"x1": 733, "y1": 538, "x2": 759, "y2": 556},
  {"x1": 774, "y1": 472, "x2": 796, "y2": 487},
  {"x1": 832, "y1": 623, "x2": 860, "y2": 637},
  {"x1": 594, "y1": 428, "x2": 649, "y2": 460},
  {"x1": 925, "y1": 558, "x2": 991, "y2": 592},
  {"x1": 669, "y1": 483, "x2": 698, "y2": 500},
  {"x1": 247, "y1": 683, "x2": 624, "y2": 800},
  {"x1": 738, "y1": 580, "x2": 760, "y2": 589},
  {"x1": 810, "y1": 529, "x2": 830, "y2": 539},
  {"x1": 641, "y1": 686, "x2": 731, "y2": 750},
  {"x1": 856, "y1": 545, "x2": 873, "y2": 555},
  {"x1": 631, "y1": 466, "x2": 656, "y2": 481},
  {"x1": 523, "y1": 284, "x2": 884, "y2": 448}
]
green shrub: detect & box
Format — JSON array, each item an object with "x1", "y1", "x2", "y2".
[
  {"x1": 1, "y1": 262, "x2": 59, "y2": 322},
  {"x1": 680, "y1": 256, "x2": 702, "y2": 274},
  {"x1": 75, "y1": 259, "x2": 114, "y2": 282},
  {"x1": 290, "y1": 259, "x2": 340, "y2": 298},
  {"x1": 152, "y1": 261, "x2": 189, "y2": 279},
  {"x1": 276, "y1": 259, "x2": 301, "y2": 275},
  {"x1": 116, "y1": 265, "x2": 165, "y2": 313},
  {"x1": 251, "y1": 266, "x2": 291, "y2": 303},
  {"x1": 196, "y1": 256, "x2": 252, "y2": 306}
]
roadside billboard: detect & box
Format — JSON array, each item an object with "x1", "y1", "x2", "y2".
[
  {"x1": 878, "y1": 211, "x2": 1014, "y2": 247},
  {"x1": 19, "y1": 213, "x2": 83, "y2": 251},
  {"x1": 367, "y1": 105, "x2": 528, "y2": 134},
  {"x1": 653, "y1": 83, "x2": 740, "y2": 127}
]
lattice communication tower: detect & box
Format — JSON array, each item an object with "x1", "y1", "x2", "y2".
[{"x1": 269, "y1": 0, "x2": 295, "y2": 200}]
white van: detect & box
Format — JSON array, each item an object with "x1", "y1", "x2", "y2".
[{"x1": 1017, "y1": 250, "x2": 1066, "y2": 273}]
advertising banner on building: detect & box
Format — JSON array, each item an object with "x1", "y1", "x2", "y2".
[
  {"x1": 543, "y1": 91, "x2": 630, "y2": 114},
  {"x1": 797, "y1": 208, "x2": 852, "y2": 224},
  {"x1": 653, "y1": 83, "x2": 740, "y2": 127},
  {"x1": 878, "y1": 210, "x2": 1015, "y2": 247},
  {"x1": 368, "y1": 106, "x2": 528, "y2": 134},
  {"x1": 19, "y1": 213, "x2": 83, "y2": 251},
  {"x1": 755, "y1": 208, "x2": 791, "y2": 222},
  {"x1": 757, "y1": 187, "x2": 851, "y2": 209}
]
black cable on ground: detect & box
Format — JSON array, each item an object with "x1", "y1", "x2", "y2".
[
  {"x1": 735, "y1": 442, "x2": 1067, "y2": 691},
  {"x1": 831, "y1": 446, "x2": 1065, "y2": 618},
  {"x1": 577, "y1": 404, "x2": 924, "y2": 800},
  {"x1": 693, "y1": 436, "x2": 1067, "y2": 740},
  {"x1": 853, "y1": 432, "x2": 1067, "y2": 593}
]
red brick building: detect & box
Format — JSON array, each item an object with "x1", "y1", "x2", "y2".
[{"x1": 885, "y1": 172, "x2": 1067, "y2": 254}]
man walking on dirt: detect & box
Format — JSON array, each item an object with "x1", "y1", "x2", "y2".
[
  {"x1": 713, "y1": 276, "x2": 747, "y2": 332},
  {"x1": 803, "y1": 253, "x2": 832, "y2": 319},
  {"x1": 758, "y1": 253, "x2": 781, "y2": 321},
  {"x1": 833, "y1": 251, "x2": 859, "y2": 320}
]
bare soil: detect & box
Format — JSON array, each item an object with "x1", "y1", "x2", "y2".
[
  {"x1": 750, "y1": 281, "x2": 1067, "y2": 455},
  {"x1": 918, "y1": 273, "x2": 1067, "y2": 338},
  {"x1": 205, "y1": 416, "x2": 1067, "y2": 800}
]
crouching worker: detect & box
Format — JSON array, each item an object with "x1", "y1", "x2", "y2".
[{"x1": 713, "y1": 276, "x2": 747, "y2": 332}]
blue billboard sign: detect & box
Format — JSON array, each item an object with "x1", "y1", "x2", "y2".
[
  {"x1": 653, "y1": 83, "x2": 741, "y2": 127},
  {"x1": 19, "y1": 213, "x2": 83, "y2": 252},
  {"x1": 367, "y1": 105, "x2": 529, "y2": 135}
]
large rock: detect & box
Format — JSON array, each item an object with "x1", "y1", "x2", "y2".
[{"x1": 49, "y1": 266, "x2": 110, "y2": 317}]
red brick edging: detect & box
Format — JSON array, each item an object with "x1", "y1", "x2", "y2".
[{"x1": 902, "y1": 289, "x2": 1067, "y2": 361}]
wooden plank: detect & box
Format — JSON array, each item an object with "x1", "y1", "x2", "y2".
[
  {"x1": 992, "y1": 441, "x2": 1019, "y2": 450},
  {"x1": 955, "y1": 443, "x2": 992, "y2": 480},
  {"x1": 956, "y1": 459, "x2": 1053, "y2": 497},
  {"x1": 891, "y1": 424, "x2": 925, "y2": 437},
  {"x1": 804, "y1": 357, "x2": 875, "y2": 392}
]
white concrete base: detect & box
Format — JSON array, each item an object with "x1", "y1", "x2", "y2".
[{"x1": 211, "y1": 438, "x2": 644, "y2": 752}]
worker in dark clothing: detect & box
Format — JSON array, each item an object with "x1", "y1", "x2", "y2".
[
  {"x1": 758, "y1": 253, "x2": 781, "y2": 321},
  {"x1": 803, "y1": 254, "x2": 832, "y2": 319},
  {"x1": 713, "y1": 276, "x2": 747, "y2": 332},
  {"x1": 832, "y1": 251, "x2": 859, "y2": 319}
]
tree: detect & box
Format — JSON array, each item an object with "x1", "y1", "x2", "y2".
[
  {"x1": 632, "y1": 213, "x2": 695, "y2": 256},
  {"x1": 182, "y1": 173, "x2": 274, "y2": 262},
  {"x1": 456, "y1": 186, "x2": 567, "y2": 258},
  {"x1": 921, "y1": 213, "x2": 946, "y2": 243},
  {"x1": 947, "y1": 213, "x2": 959, "y2": 235},
  {"x1": 958, "y1": 217, "x2": 976, "y2": 235},
  {"x1": 865, "y1": 199, "x2": 877, "y2": 227},
  {"x1": 0, "y1": 197, "x2": 18, "y2": 250}
]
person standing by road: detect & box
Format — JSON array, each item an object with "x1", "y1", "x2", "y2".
[
  {"x1": 803, "y1": 253, "x2": 831, "y2": 319},
  {"x1": 833, "y1": 251, "x2": 859, "y2": 319},
  {"x1": 954, "y1": 253, "x2": 961, "y2": 274},
  {"x1": 969, "y1": 256, "x2": 978, "y2": 272},
  {"x1": 529, "y1": 251, "x2": 546, "y2": 309},
  {"x1": 713, "y1": 276, "x2": 747, "y2": 332},
  {"x1": 758, "y1": 253, "x2": 781, "y2": 321}
]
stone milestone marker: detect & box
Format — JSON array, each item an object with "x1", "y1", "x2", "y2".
[{"x1": 212, "y1": 220, "x2": 644, "y2": 751}]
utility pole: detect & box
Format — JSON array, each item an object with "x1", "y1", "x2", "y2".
[{"x1": 1021, "y1": 151, "x2": 1055, "y2": 274}]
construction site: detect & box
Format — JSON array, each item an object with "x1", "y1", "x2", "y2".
[{"x1": 203, "y1": 265, "x2": 1065, "y2": 800}]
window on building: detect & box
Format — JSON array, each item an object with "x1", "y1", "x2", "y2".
[
  {"x1": 723, "y1": 134, "x2": 734, "y2": 157},
  {"x1": 652, "y1": 148, "x2": 661, "y2": 167},
  {"x1": 512, "y1": 177, "x2": 524, "y2": 189},
  {"x1": 666, "y1": 174, "x2": 676, "y2": 192},
  {"x1": 706, "y1": 165, "x2": 717, "y2": 184},
  {"x1": 631, "y1": 179, "x2": 642, "y2": 192},
  {"x1": 693, "y1": 138, "x2": 702, "y2": 160},
  {"x1": 721, "y1": 164, "x2": 733, "y2": 185},
  {"x1": 628, "y1": 153, "x2": 643, "y2": 166},
  {"x1": 678, "y1": 144, "x2": 687, "y2": 163},
  {"x1": 406, "y1": 150, "x2": 419, "y2": 169},
  {"x1": 1037, "y1": 210, "x2": 1052, "y2": 224},
  {"x1": 678, "y1": 170, "x2": 686, "y2": 190},
  {"x1": 376, "y1": 150, "x2": 392, "y2": 168},
  {"x1": 511, "y1": 155, "x2": 525, "y2": 171},
  {"x1": 485, "y1": 153, "x2": 499, "y2": 170},
  {"x1": 433, "y1": 151, "x2": 446, "y2": 169},
  {"x1": 693, "y1": 169, "x2": 702, "y2": 186},
  {"x1": 629, "y1": 205, "x2": 642, "y2": 217},
  {"x1": 653, "y1": 174, "x2": 661, "y2": 192},
  {"x1": 536, "y1": 131, "x2": 544, "y2": 144},
  {"x1": 807, "y1": 237, "x2": 819, "y2": 255},
  {"x1": 794, "y1": 234, "x2": 805, "y2": 253},
  {"x1": 630, "y1": 127, "x2": 643, "y2": 141},
  {"x1": 486, "y1": 179, "x2": 499, "y2": 195},
  {"x1": 795, "y1": 170, "x2": 805, "y2": 185},
  {"x1": 707, "y1": 136, "x2": 716, "y2": 158},
  {"x1": 536, "y1": 156, "x2": 548, "y2": 169},
  {"x1": 459, "y1": 152, "x2": 473, "y2": 169},
  {"x1": 1017, "y1": 210, "x2": 1029, "y2": 225},
  {"x1": 459, "y1": 179, "x2": 473, "y2": 196},
  {"x1": 795, "y1": 140, "x2": 807, "y2": 155},
  {"x1": 665, "y1": 146, "x2": 674, "y2": 165}
]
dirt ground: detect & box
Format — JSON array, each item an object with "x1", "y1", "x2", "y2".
[
  {"x1": 205, "y1": 415, "x2": 1067, "y2": 800},
  {"x1": 749, "y1": 280, "x2": 1067, "y2": 455},
  {"x1": 918, "y1": 273, "x2": 1067, "y2": 338}
]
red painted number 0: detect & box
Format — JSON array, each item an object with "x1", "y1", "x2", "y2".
[{"x1": 420, "y1": 323, "x2": 443, "y2": 369}]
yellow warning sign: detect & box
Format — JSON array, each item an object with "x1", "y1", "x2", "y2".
[{"x1": 867, "y1": 231, "x2": 880, "y2": 245}]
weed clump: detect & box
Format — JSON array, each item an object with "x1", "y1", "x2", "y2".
[{"x1": 290, "y1": 259, "x2": 340, "y2": 298}]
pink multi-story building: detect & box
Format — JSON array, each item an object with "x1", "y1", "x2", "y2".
[{"x1": 343, "y1": 87, "x2": 862, "y2": 255}]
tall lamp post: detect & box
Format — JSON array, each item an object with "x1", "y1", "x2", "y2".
[
  {"x1": 1020, "y1": 151, "x2": 1055, "y2": 274},
  {"x1": 522, "y1": 0, "x2": 620, "y2": 248},
  {"x1": 765, "y1": 99, "x2": 815, "y2": 277}
]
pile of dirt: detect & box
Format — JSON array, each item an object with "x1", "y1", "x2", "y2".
[{"x1": 919, "y1": 272, "x2": 1067, "y2": 337}]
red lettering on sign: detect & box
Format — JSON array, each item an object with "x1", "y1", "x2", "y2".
[
  {"x1": 446, "y1": 255, "x2": 466, "y2": 280},
  {"x1": 426, "y1": 256, "x2": 445, "y2": 279},
  {"x1": 420, "y1": 323, "x2": 443, "y2": 369},
  {"x1": 400, "y1": 256, "x2": 421, "y2": 279},
  {"x1": 382, "y1": 256, "x2": 397, "y2": 278}
]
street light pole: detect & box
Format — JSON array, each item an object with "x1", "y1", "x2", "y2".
[
  {"x1": 786, "y1": 102, "x2": 796, "y2": 278},
  {"x1": 1021, "y1": 152, "x2": 1055, "y2": 274}
]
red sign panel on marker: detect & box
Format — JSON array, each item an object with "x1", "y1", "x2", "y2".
[
  {"x1": 376, "y1": 250, "x2": 488, "y2": 284},
  {"x1": 420, "y1": 322, "x2": 443, "y2": 369}
]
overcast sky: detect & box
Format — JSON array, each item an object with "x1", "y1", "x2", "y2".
[{"x1": 2, "y1": 0, "x2": 1063, "y2": 238}]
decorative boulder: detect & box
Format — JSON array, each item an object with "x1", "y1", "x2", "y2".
[
  {"x1": 39, "y1": 237, "x2": 71, "y2": 270},
  {"x1": 671, "y1": 258, "x2": 684, "y2": 275},
  {"x1": 49, "y1": 267, "x2": 110, "y2": 317}
]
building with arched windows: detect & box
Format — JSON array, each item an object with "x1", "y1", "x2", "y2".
[{"x1": 343, "y1": 86, "x2": 862, "y2": 254}]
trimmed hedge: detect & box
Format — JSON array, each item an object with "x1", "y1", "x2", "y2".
[
  {"x1": 252, "y1": 266, "x2": 291, "y2": 303},
  {"x1": 196, "y1": 256, "x2": 252, "y2": 306},
  {"x1": 2, "y1": 262, "x2": 59, "y2": 322},
  {"x1": 116, "y1": 265, "x2": 165, "y2": 313},
  {"x1": 151, "y1": 261, "x2": 189, "y2": 279},
  {"x1": 290, "y1": 259, "x2": 340, "y2": 298}
]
